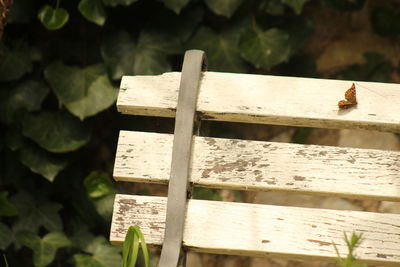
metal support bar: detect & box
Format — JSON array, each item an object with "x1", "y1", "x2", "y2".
[{"x1": 158, "y1": 50, "x2": 207, "y2": 267}]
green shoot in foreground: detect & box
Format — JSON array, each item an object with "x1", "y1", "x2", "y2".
[
  {"x1": 333, "y1": 232, "x2": 367, "y2": 267},
  {"x1": 122, "y1": 226, "x2": 149, "y2": 267}
]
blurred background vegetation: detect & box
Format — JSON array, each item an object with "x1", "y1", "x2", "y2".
[{"x1": 0, "y1": 0, "x2": 399, "y2": 266}]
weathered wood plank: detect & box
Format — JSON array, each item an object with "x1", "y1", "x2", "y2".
[
  {"x1": 113, "y1": 131, "x2": 400, "y2": 201},
  {"x1": 110, "y1": 194, "x2": 400, "y2": 266},
  {"x1": 117, "y1": 72, "x2": 400, "y2": 132}
]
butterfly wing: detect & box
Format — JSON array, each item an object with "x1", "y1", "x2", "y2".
[
  {"x1": 344, "y1": 83, "x2": 357, "y2": 103},
  {"x1": 338, "y1": 100, "x2": 356, "y2": 109}
]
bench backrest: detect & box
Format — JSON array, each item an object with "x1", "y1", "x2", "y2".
[{"x1": 110, "y1": 57, "x2": 400, "y2": 266}]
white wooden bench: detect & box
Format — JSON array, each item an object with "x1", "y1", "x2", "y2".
[{"x1": 110, "y1": 50, "x2": 400, "y2": 266}]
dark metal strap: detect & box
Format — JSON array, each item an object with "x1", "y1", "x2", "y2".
[{"x1": 158, "y1": 50, "x2": 206, "y2": 267}]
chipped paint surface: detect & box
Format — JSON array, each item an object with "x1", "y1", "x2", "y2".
[
  {"x1": 118, "y1": 72, "x2": 400, "y2": 132},
  {"x1": 114, "y1": 131, "x2": 400, "y2": 201},
  {"x1": 111, "y1": 195, "x2": 400, "y2": 265}
]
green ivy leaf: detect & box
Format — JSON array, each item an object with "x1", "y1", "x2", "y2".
[
  {"x1": 161, "y1": 6, "x2": 204, "y2": 43},
  {"x1": 17, "y1": 231, "x2": 71, "y2": 267},
  {"x1": 5, "y1": 126, "x2": 25, "y2": 151},
  {"x1": 71, "y1": 227, "x2": 94, "y2": 251},
  {"x1": 37, "y1": 5, "x2": 69, "y2": 30},
  {"x1": 338, "y1": 52, "x2": 392, "y2": 83},
  {"x1": 11, "y1": 192, "x2": 63, "y2": 233},
  {"x1": 44, "y1": 62, "x2": 118, "y2": 119},
  {"x1": 102, "y1": 0, "x2": 137, "y2": 6},
  {"x1": 22, "y1": 111, "x2": 91, "y2": 153},
  {"x1": 0, "y1": 191, "x2": 18, "y2": 216},
  {"x1": 205, "y1": 0, "x2": 243, "y2": 18},
  {"x1": 19, "y1": 143, "x2": 68, "y2": 182},
  {"x1": 92, "y1": 193, "x2": 115, "y2": 221},
  {"x1": 0, "y1": 81, "x2": 48, "y2": 124},
  {"x1": 78, "y1": 0, "x2": 107, "y2": 26},
  {"x1": 73, "y1": 236, "x2": 122, "y2": 267},
  {"x1": 1, "y1": 80, "x2": 49, "y2": 123},
  {"x1": 188, "y1": 27, "x2": 247, "y2": 72},
  {"x1": 0, "y1": 41, "x2": 32, "y2": 82},
  {"x1": 0, "y1": 222, "x2": 13, "y2": 250},
  {"x1": 281, "y1": 0, "x2": 309, "y2": 15},
  {"x1": 260, "y1": 0, "x2": 285, "y2": 15},
  {"x1": 84, "y1": 171, "x2": 114, "y2": 199},
  {"x1": 133, "y1": 30, "x2": 179, "y2": 74},
  {"x1": 101, "y1": 31, "x2": 135, "y2": 80},
  {"x1": 101, "y1": 30, "x2": 179, "y2": 79},
  {"x1": 163, "y1": 0, "x2": 190, "y2": 14},
  {"x1": 10, "y1": 80, "x2": 49, "y2": 112},
  {"x1": 371, "y1": 6, "x2": 400, "y2": 36},
  {"x1": 239, "y1": 25, "x2": 291, "y2": 70}
]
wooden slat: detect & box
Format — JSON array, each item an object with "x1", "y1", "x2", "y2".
[
  {"x1": 113, "y1": 131, "x2": 400, "y2": 201},
  {"x1": 117, "y1": 72, "x2": 400, "y2": 132},
  {"x1": 110, "y1": 194, "x2": 400, "y2": 266}
]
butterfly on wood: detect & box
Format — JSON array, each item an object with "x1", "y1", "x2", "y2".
[{"x1": 338, "y1": 83, "x2": 357, "y2": 109}]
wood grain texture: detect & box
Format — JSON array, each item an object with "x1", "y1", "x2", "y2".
[
  {"x1": 117, "y1": 72, "x2": 400, "y2": 132},
  {"x1": 110, "y1": 194, "x2": 400, "y2": 266},
  {"x1": 113, "y1": 130, "x2": 400, "y2": 201}
]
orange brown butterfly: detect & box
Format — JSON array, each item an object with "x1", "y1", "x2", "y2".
[{"x1": 338, "y1": 83, "x2": 357, "y2": 109}]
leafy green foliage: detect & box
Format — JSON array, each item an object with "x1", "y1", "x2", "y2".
[
  {"x1": 8, "y1": 80, "x2": 49, "y2": 113},
  {"x1": 19, "y1": 143, "x2": 68, "y2": 182},
  {"x1": 84, "y1": 171, "x2": 114, "y2": 198},
  {"x1": 102, "y1": 30, "x2": 180, "y2": 79},
  {"x1": 205, "y1": 0, "x2": 243, "y2": 18},
  {"x1": 11, "y1": 192, "x2": 63, "y2": 233},
  {"x1": 281, "y1": 0, "x2": 309, "y2": 15},
  {"x1": 44, "y1": 62, "x2": 118, "y2": 119},
  {"x1": 17, "y1": 231, "x2": 71, "y2": 267},
  {"x1": 371, "y1": 6, "x2": 400, "y2": 36},
  {"x1": 260, "y1": 0, "x2": 285, "y2": 16},
  {"x1": 0, "y1": 80, "x2": 49, "y2": 123},
  {"x1": 73, "y1": 236, "x2": 122, "y2": 267},
  {"x1": 0, "y1": 222, "x2": 13, "y2": 250},
  {"x1": 122, "y1": 226, "x2": 149, "y2": 267},
  {"x1": 163, "y1": 0, "x2": 190, "y2": 14},
  {"x1": 22, "y1": 111, "x2": 91, "y2": 153},
  {"x1": 78, "y1": 0, "x2": 107, "y2": 26},
  {"x1": 188, "y1": 27, "x2": 247, "y2": 72},
  {"x1": 37, "y1": 5, "x2": 69, "y2": 30},
  {"x1": 0, "y1": 191, "x2": 18, "y2": 216},
  {"x1": 101, "y1": 31, "x2": 136, "y2": 80},
  {"x1": 239, "y1": 24, "x2": 291, "y2": 69},
  {"x1": 338, "y1": 52, "x2": 392, "y2": 82},
  {"x1": 92, "y1": 193, "x2": 115, "y2": 221},
  {"x1": 333, "y1": 232, "x2": 367, "y2": 267},
  {"x1": 102, "y1": 0, "x2": 138, "y2": 7},
  {"x1": 0, "y1": 41, "x2": 32, "y2": 82}
]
